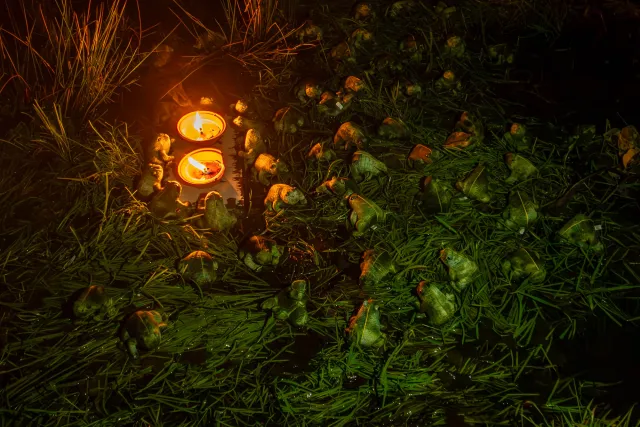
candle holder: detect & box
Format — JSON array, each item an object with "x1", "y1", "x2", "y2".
[
  {"x1": 177, "y1": 148, "x2": 225, "y2": 185},
  {"x1": 177, "y1": 111, "x2": 226, "y2": 142}
]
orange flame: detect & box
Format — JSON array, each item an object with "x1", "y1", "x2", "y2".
[
  {"x1": 193, "y1": 112, "x2": 203, "y2": 133},
  {"x1": 187, "y1": 156, "x2": 207, "y2": 173}
]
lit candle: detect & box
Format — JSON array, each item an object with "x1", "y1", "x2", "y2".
[
  {"x1": 178, "y1": 148, "x2": 226, "y2": 185},
  {"x1": 177, "y1": 111, "x2": 226, "y2": 142}
]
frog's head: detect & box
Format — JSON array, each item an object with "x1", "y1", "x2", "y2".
[
  {"x1": 289, "y1": 280, "x2": 308, "y2": 301},
  {"x1": 440, "y1": 248, "x2": 462, "y2": 267},
  {"x1": 274, "y1": 159, "x2": 289, "y2": 174},
  {"x1": 283, "y1": 187, "x2": 306, "y2": 205},
  {"x1": 510, "y1": 123, "x2": 526, "y2": 136}
]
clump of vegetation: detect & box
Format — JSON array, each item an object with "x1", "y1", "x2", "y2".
[{"x1": 1, "y1": 0, "x2": 640, "y2": 425}]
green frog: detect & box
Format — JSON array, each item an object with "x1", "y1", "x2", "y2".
[
  {"x1": 399, "y1": 35, "x2": 423, "y2": 63},
  {"x1": 504, "y1": 123, "x2": 532, "y2": 151},
  {"x1": 440, "y1": 248, "x2": 478, "y2": 292},
  {"x1": 349, "y1": 28, "x2": 374, "y2": 50},
  {"x1": 444, "y1": 131, "x2": 474, "y2": 149},
  {"x1": 238, "y1": 129, "x2": 267, "y2": 167},
  {"x1": 294, "y1": 78, "x2": 323, "y2": 103},
  {"x1": 316, "y1": 176, "x2": 360, "y2": 198},
  {"x1": 253, "y1": 153, "x2": 289, "y2": 186},
  {"x1": 488, "y1": 44, "x2": 515, "y2": 65},
  {"x1": 403, "y1": 81, "x2": 423, "y2": 98},
  {"x1": 307, "y1": 143, "x2": 337, "y2": 162},
  {"x1": 261, "y1": 279, "x2": 309, "y2": 326},
  {"x1": 273, "y1": 107, "x2": 305, "y2": 134},
  {"x1": 444, "y1": 35, "x2": 465, "y2": 57},
  {"x1": 120, "y1": 310, "x2": 167, "y2": 359},
  {"x1": 343, "y1": 76, "x2": 368, "y2": 94},
  {"x1": 334, "y1": 122, "x2": 368, "y2": 151},
  {"x1": 178, "y1": 250, "x2": 218, "y2": 286},
  {"x1": 558, "y1": 214, "x2": 603, "y2": 251},
  {"x1": 435, "y1": 70, "x2": 462, "y2": 92},
  {"x1": 72, "y1": 285, "x2": 116, "y2": 320},
  {"x1": 145, "y1": 133, "x2": 175, "y2": 166},
  {"x1": 378, "y1": 117, "x2": 410, "y2": 139},
  {"x1": 202, "y1": 191, "x2": 237, "y2": 231},
  {"x1": 421, "y1": 176, "x2": 453, "y2": 213},
  {"x1": 264, "y1": 184, "x2": 307, "y2": 213},
  {"x1": 149, "y1": 181, "x2": 192, "y2": 220},
  {"x1": 350, "y1": 150, "x2": 388, "y2": 182},
  {"x1": 330, "y1": 41, "x2": 356, "y2": 64},
  {"x1": 372, "y1": 54, "x2": 404, "y2": 75},
  {"x1": 455, "y1": 112, "x2": 484, "y2": 143},
  {"x1": 502, "y1": 248, "x2": 546, "y2": 284},
  {"x1": 347, "y1": 193, "x2": 386, "y2": 237},
  {"x1": 416, "y1": 281, "x2": 456, "y2": 326},
  {"x1": 297, "y1": 22, "x2": 323, "y2": 43},
  {"x1": 346, "y1": 299, "x2": 386, "y2": 348},
  {"x1": 359, "y1": 249, "x2": 396, "y2": 288},
  {"x1": 505, "y1": 153, "x2": 538, "y2": 184},
  {"x1": 317, "y1": 91, "x2": 352, "y2": 116},
  {"x1": 456, "y1": 164, "x2": 491, "y2": 203},
  {"x1": 136, "y1": 163, "x2": 164, "y2": 200},
  {"x1": 502, "y1": 190, "x2": 539, "y2": 231},
  {"x1": 238, "y1": 235, "x2": 284, "y2": 271},
  {"x1": 353, "y1": 2, "x2": 376, "y2": 21}
]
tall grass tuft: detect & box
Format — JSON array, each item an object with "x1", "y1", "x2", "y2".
[{"x1": 0, "y1": 0, "x2": 149, "y2": 119}]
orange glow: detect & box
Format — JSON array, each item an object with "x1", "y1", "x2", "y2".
[
  {"x1": 177, "y1": 148, "x2": 225, "y2": 185},
  {"x1": 177, "y1": 111, "x2": 226, "y2": 142}
]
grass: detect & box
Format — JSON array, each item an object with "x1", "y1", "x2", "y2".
[{"x1": 1, "y1": 0, "x2": 640, "y2": 425}]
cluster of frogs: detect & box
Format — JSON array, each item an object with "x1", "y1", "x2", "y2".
[{"x1": 86, "y1": 1, "x2": 610, "y2": 357}]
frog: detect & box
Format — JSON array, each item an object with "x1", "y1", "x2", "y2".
[
  {"x1": 350, "y1": 150, "x2": 388, "y2": 182},
  {"x1": 408, "y1": 144, "x2": 433, "y2": 166},
  {"x1": 231, "y1": 99, "x2": 251, "y2": 115},
  {"x1": 330, "y1": 41, "x2": 356, "y2": 64},
  {"x1": 202, "y1": 190, "x2": 237, "y2": 231},
  {"x1": 317, "y1": 91, "x2": 352, "y2": 116},
  {"x1": 435, "y1": 70, "x2": 462, "y2": 92},
  {"x1": 264, "y1": 184, "x2": 307, "y2": 213},
  {"x1": 136, "y1": 163, "x2": 164, "y2": 200},
  {"x1": 501, "y1": 248, "x2": 546, "y2": 284},
  {"x1": 238, "y1": 128, "x2": 267, "y2": 167},
  {"x1": 294, "y1": 78, "x2": 323, "y2": 104},
  {"x1": 343, "y1": 76, "x2": 367, "y2": 95},
  {"x1": 440, "y1": 248, "x2": 478, "y2": 292},
  {"x1": 333, "y1": 121, "x2": 368, "y2": 151},
  {"x1": 261, "y1": 279, "x2": 309, "y2": 326},
  {"x1": 152, "y1": 44, "x2": 174, "y2": 68},
  {"x1": 349, "y1": 28, "x2": 374, "y2": 50},
  {"x1": 307, "y1": 142, "x2": 337, "y2": 162},
  {"x1": 404, "y1": 82, "x2": 423, "y2": 98},
  {"x1": 505, "y1": 153, "x2": 538, "y2": 184},
  {"x1": 378, "y1": 117, "x2": 410, "y2": 139},
  {"x1": 297, "y1": 21, "x2": 323, "y2": 43},
  {"x1": 455, "y1": 111, "x2": 484, "y2": 143},
  {"x1": 388, "y1": 0, "x2": 418, "y2": 18},
  {"x1": 238, "y1": 235, "x2": 284, "y2": 271},
  {"x1": 435, "y1": 1, "x2": 457, "y2": 19},
  {"x1": 253, "y1": 153, "x2": 290, "y2": 186},
  {"x1": 421, "y1": 176, "x2": 453, "y2": 213},
  {"x1": 399, "y1": 35, "x2": 424, "y2": 63},
  {"x1": 444, "y1": 35, "x2": 465, "y2": 57},
  {"x1": 232, "y1": 116, "x2": 266, "y2": 133},
  {"x1": 504, "y1": 123, "x2": 533, "y2": 151},
  {"x1": 120, "y1": 310, "x2": 167, "y2": 359},
  {"x1": 145, "y1": 133, "x2": 175, "y2": 166},
  {"x1": 316, "y1": 176, "x2": 360, "y2": 198},
  {"x1": 456, "y1": 164, "x2": 491, "y2": 203},
  {"x1": 346, "y1": 299, "x2": 386, "y2": 348},
  {"x1": 353, "y1": 2, "x2": 376, "y2": 21},
  {"x1": 178, "y1": 250, "x2": 218, "y2": 286},
  {"x1": 372, "y1": 54, "x2": 404, "y2": 75},
  {"x1": 149, "y1": 181, "x2": 192, "y2": 220},
  {"x1": 487, "y1": 43, "x2": 515, "y2": 65},
  {"x1": 501, "y1": 190, "x2": 539, "y2": 231},
  {"x1": 558, "y1": 214, "x2": 603, "y2": 251},
  {"x1": 617, "y1": 125, "x2": 640, "y2": 168},
  {"x1": 416, "y1": 281, "x2": 456, "y2": 326},
  {"x1": 359, "y1": 249, "x2": 396, "y2": 288},
  {"x1": 444, "y1": 131, "x2": 474, "y2": 149},
  {"x1": 347, "y1": 193, "x2": 386, "y2": 237},
  {"x1": 273, "y1": 107, "x2": 305, "y2": 134},
  {"x1": 72, "y1": 285, "x2": 116, "y2": 320}
]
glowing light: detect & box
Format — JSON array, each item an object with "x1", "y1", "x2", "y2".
[
  {"x1": 187, "y1": 156, "x2": 207, "y2": 172},
  {"x1": 193, "y1": 112, "x2": 204, "y2": 134}
]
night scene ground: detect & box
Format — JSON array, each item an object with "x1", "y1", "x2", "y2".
[{"x1": 1, "y1": 0, "x2": 640, "y2": 425}]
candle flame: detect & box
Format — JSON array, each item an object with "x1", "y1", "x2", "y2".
[
  {"x1": 187, "y1": 156, "x2": 207, "y2": 173},
  {"x1": 193, "y1": 112, "x2": 203, "y2": 133}
]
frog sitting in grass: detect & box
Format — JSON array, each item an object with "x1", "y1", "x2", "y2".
[
  {"x1": 440, "y1": 248, "x2": 478, "y2": 292},
  {"x1": 120, "y1": 310, "x2": 167, "y2": 359},
  {"x1": 346, "y1": 299, "x2": 386, "y2": 348},
  {"x1": 72, "y1": 285, "x2": 116, "y2": 320},
  {"x1": 261, "y1": 279, "x2": 309, "y2": 327}
]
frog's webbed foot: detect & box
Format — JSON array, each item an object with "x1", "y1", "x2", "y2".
[{"x1": 126, "y1": 339, "x2": 139, "y2": 359}]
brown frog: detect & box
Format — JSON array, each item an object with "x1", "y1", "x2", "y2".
[
  {"x1": 149, "y1": 181, "x2": 192, "y2": 220},
  {"x1": 316, "y1": 176, "x2": 360, "y2": 198},
  {"x1": 264, "y1": 184, "x2": 307, "y2": 213},
  {"x1": 307, "y1": 143, "x2": 337, "y2": 162},
  {"x1": 145, "y1": 133, "x2": 175, "y2": 166},
  {"x1": 334, "y1": 122, "x2": 368, "y2": 151},
  {"x1": 136, "y1": 163, "x2": 164, "y2": 199},
  {"x1": 253, "y1": 153, "x2": 289, "y2": 186},
  {"x1": 238, "y1": 128, "x2": 267, "y2": 167}
]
